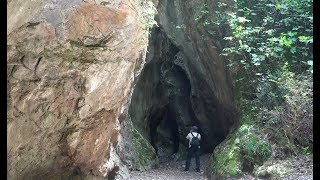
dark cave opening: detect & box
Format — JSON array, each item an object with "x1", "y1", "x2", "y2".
[
  {"x1": 129, "y1": 27, "x2": 236, "y2": 163},
  {"x1": 144, "y1": 61, "x2": 199, "y2": 159},
  {"x1": 149, "y1": 105, "x2": 179, "y2": 156}
]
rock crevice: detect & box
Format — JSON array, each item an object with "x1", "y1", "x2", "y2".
[{"x1": 128, "y1": 0, "x2": 238, "y2": 158}]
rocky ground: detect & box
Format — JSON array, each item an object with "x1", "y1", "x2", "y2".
[
  {"x1": 273, "y1": 155, "x2": 313, "y2": 180},
  {"x1": 130, "y1": 154, "x2": 211, "y2": 180},
  {"x1": 129, "y1": 154, "x2": 313, "y2": 180}
]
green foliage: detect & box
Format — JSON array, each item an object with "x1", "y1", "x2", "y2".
[
  {"x1": 194, "y1": 3, "x2": 211, "y2": 27},
  {"x1": 240, "y1": 133, "x2": 272, "y2": 170},
  {"x1": 193, "y1": 2, "x2": 231, "y2": 44},
  {"x1": 144, "y1": 1, "x2": 157, "y2": 29},
  {"x1": 238, "y1": 99, "x2": 259, "y2": 124},
  {"x1": 141, "y1": 0, "x2": 157, "y2": 40},
  {"x1": 213, "y1": 0, "x2": 313, "y2": 99},
  {"x1": 207, "y1": 0, "x2": 313, "y2": 175},
  {"x1": 300, "y1": 146, "x2": 311, "y2": 156},
  {"x1": 211, "y1": 0, "x2": 313, "y2": 157},
  {"x1": 258, "y1": 69, "x2": 313, "y2": 152}
]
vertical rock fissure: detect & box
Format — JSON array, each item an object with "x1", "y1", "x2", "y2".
[
  {"x1": 129, "y1": 26, "x2": 215, "y2": 162},
  {"x1": 149, "y1": 105, "x2": 180, "y2": 156}
]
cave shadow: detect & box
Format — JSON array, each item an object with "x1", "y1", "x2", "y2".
[
  {"x1": 129, "y1": 26, "x2": 236, "y2": 166},
  {"x1": 149, "y1": 105, "x2": 179, "y2": 158}
]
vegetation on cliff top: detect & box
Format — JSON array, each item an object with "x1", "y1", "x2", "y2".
[{"x1": 206, "y1": 0, "x2": 313, "y2": 178}]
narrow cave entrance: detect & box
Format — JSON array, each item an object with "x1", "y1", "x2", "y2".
[
  {"x1": 129, "y1": 27, "x2": 206, "y2": 160},
  {"x1": 149, "y1": 104, "x2": 179, "y2": 157},
  {"x1": 129, "y1": 27, "x2": 235, "y2": 164},
  {"x1": 144, "y1": 62, "x2": 201, "y2": 162}
]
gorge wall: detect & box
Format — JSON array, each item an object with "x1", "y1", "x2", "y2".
[
  {"x1": 129, "y1": 0, "x2": 238, "y2": 157},
  {"x1": 7, "y1": 0, "x2": 157, "y2": 179},
  {"x1": 7, "y1": 0, "x2": 238, "y2": 179}
]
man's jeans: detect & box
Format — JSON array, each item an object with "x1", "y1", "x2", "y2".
[{"x1": 185, "y1": 146, "x2": 200, "y2": 171}]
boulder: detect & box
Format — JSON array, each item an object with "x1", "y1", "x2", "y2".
[{"x1": 7, "y1": 0, "x2": 157, "y2": 179}]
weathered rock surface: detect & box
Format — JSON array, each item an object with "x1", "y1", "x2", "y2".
[
  {"x1": 7, "y1": 0, "x2": 157, "y2": 179},
  {"x1": 8, "y1": 0, "x2": 238, "y2": 179}
]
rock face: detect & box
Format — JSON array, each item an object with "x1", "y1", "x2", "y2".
[
  {"x1": 129, "y1": 0, "x2": 238, "y2": 156},
  {"x1": 7, "y1": 0, "x2": 157, "y2": 179},
  {"x1": 8, "y1": 0, "x2": 238, "y2": 179}
]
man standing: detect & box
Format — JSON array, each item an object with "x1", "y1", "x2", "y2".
[{"x1": 184, "y1": 126, "x2": 201, "y2": 172}]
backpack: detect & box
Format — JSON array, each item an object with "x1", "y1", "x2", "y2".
[{"x1": 190, "y1": 133, "x2": 200, "y2": 147}]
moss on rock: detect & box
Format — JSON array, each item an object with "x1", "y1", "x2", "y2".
[
  {"x1": 210, "y1": 129, "x2": 242, "y2": 177},
  {"x1": 210, "y1": 123, "x2": 272, "y2": 177},
  {"x1": 131, "y1": 128, "x2": 159, "y2": 171},
  {"x1": 240, "y1": 133, "x2": 272, "y2": 170}
]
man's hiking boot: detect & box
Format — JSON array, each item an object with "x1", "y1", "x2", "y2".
[
  {"x1": 184, "y1": 169, "x2": 189, "y2": 171},
  {"x1": 196, "y1": 169, "x2": 200, "y2": 172}
]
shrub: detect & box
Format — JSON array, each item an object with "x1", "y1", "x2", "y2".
[
  {"x1": 240, "y1": 133, "x2": 272, "y2": 171},
  {"x1": 276, "y1": 73, "x2": 312, "y2": 150},
  {"x1": 257, "y1": 65, "x2": 313, "y2": 154}
]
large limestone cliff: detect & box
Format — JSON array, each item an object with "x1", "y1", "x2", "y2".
[
  {"x1": 129, "y1": 0, "x2": 238, "y2": 156},
  {"x1": 7, "y1": 0, "x2": 157, "y2": 179},
  {"x1": 8, "y1": 0, "x2": 238, "y2": 179}
]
